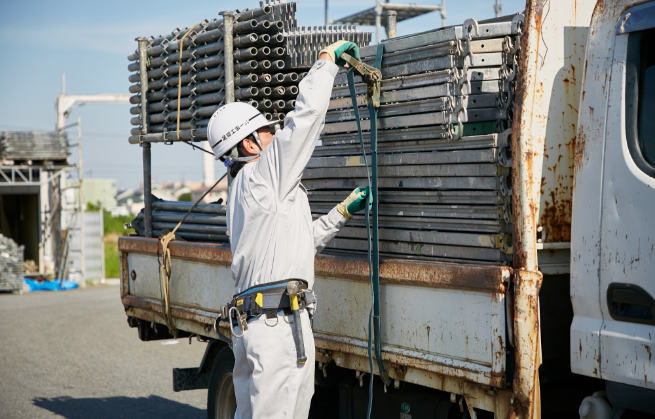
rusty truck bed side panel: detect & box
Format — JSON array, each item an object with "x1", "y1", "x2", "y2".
[
  {"x1": 119, "y1": 237, "x2": 509, "y2": 398},
  {"x1": 119, "y1": 236, "x2": 509, "y2": 292}
]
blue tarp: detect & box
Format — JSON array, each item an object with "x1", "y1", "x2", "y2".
[{"x1": 23, "y1": 278, "x2": 78, "y2": 292}]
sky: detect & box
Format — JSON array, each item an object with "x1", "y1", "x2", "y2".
[{"x1": 0, "y1": 0, "x2": 525, "y2": 190}]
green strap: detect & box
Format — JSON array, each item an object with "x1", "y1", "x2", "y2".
[{"x1": 345, "y1": 43, "x2": 392, "y2": 411}]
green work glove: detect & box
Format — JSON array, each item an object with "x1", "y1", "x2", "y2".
[
  {"x1": 319, "y1": 40, "x2": 361, "y2": 67},
  {"x1": 337, "y1": 187, "x2": 371, "y2": 219}
]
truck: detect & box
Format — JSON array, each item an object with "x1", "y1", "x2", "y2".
[{"x1": 118, "y1": 0, "x2": 655, "y2": 417}]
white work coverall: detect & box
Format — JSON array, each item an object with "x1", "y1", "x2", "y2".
[{"x1": 226, "y1": 59, "x2": 348, "y2": 419}]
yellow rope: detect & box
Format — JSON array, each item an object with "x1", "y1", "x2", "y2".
[
  {"x1": 159, "y1": 172, "x2": 228, "y2": 337},
  {"x1": 176, "y1": 23, "x2": 201, "y2": 140}
]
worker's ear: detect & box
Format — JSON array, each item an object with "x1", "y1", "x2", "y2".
[{"x1": 241, "y1": 138, "x2": 261, "y2": 155}]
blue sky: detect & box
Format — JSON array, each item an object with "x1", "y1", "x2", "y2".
[{"x1": 0, "y1": 0, "x2": 525, "y2": 190}]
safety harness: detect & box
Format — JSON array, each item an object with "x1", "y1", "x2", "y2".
[{"x1": 219, "y1": 279, "x2": 314, "y2": 363}]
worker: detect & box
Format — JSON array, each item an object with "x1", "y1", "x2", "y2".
[{"x1": 207, "y1": 41, "x2": 369, "y2": 419}]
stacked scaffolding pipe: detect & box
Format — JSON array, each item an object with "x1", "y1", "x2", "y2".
[
  {"x1": 127, "y1": 198, "x2": 228, "y2": 243},
  {"x1": 303, "y1": 14, "x2": 524, "y2": 264},
  {"x1": 0, "y1": 131, "x2": 69, "y2": 161},
  {"x1": 230, "y1": 1, "x2": 370, "y2": 123},
  {"x1": 128, "y1": 0, "x2": 372, "y2": 143},
  {"x1": 0, "y1": 234, "x2": 24, "y2": 292}
]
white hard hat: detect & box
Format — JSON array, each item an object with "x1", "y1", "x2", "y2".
[{"x1": 206, "y1": 102, "x2": 276, "y2": 162}]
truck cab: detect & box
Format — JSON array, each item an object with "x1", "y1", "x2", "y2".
[{"x1": 571, "y1": 0, "x2": 655, "y2": 407}]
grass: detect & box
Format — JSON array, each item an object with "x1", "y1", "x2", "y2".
[
  {"x1": 103, "y1": 211, "x2": 135, "y2": 279},
  {"x1": 104, "y1": 239, "x2": 120, "y2": 278}
]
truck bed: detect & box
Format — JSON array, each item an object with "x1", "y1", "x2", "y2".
[{"x1": 119, "y1": 236, "x2": 514, "y2": 416}]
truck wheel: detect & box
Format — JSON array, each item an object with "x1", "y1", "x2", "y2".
[{"x1": 207, "y1": 347, "x2": 237, "y2": 419}]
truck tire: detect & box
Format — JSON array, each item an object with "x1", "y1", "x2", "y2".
[{"x1": 207, "y1": 347, "x2": 237, "y2": 419}]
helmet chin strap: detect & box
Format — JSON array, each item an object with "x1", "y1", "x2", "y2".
[{"x1": 223, "y1": 130, "x2": 264, "y2": 165}]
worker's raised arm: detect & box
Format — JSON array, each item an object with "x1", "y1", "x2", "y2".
[{"x1": 255, "y1": 41, "x2": 361, "y2": 201}]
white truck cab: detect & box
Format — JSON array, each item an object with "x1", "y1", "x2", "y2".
[{"x1": 571, "y1": 0, "x2": 655, "y2": 408}]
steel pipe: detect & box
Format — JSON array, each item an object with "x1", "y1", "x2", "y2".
[
  {"x1": 255, "y1": 99, "x2": 273, "y2": 110},
  {"x1": 131, "y1": 212, "x2": 227, "y2": 227},
  {"x1": 270, "y1": 60, "x2": 285, "y2": 71},
  {"x1": 153, "y1": 200, "x2": 226, "y2": 214},
  {"x1": 145, "y1": 119, "x2": 210, "y2": 135},
  {"x1": 271, "y1": 72, "x2": 298, "y2": 84},
  {"x1": 236, "y1": 5, "x2": 273, "y2": 22},
  {"x1": 152, "y1": 230, "x2": 228, "y2": 243},
  {"x1": 127, "y1": 19, "x2": 223, "y2": 60},
  {"x1": 147, "y1": 78, "x2": 225, "y2": 102},
  {"x1": 222, "y1": 11, "x2": 235, "y2": 104},
  {"x1": 153, "y1": 222, "x2": 228, "y2": 234},
  {"x1": 235, "y1": 59, "x2": 271, "y2": 73},
  {"x1": 271, "y1": 86, "x2": 285, "y2": 97},
  {"x1": 258, "y1": 86, "x2": 273, "y2": 97},
  {"x1": 269, "y1": 46, "x2": 286, "y2": 57},
  {"x1": 128, "y1": 41, "x2": 224, "y2": 72},
  {"x1": 233, "y1": 46, "x2": 270, "y2": 60},
  {"x1": 281, "y1": 100, "x2": 296, "y2": 111},
  {"x1": 137, "y1": 37, "x2": 150, "y2": 135},
  {"x1": 130, "y1": 65, "x2": 224, "y2": 93},
  {"x1": 234, "y1": 19, "x2": 275, "y2": 34},
  {"x1": 234, "y1": 33, "x2": 259, "y2": 48},
  {"x1": 234, "y1": 73, "x2": 258, "y2": 87},
  {"x1": 267, "y1": 33, "x2": 285, "y2": 45},
  {"x1": 144, "y1": 55, "x2": 224, "y2": 81},
  {"x1": 234, "y1": 86, "x2": 259, "y2": 100},
  {"x1": 128, "y1": 127, "x2": 208, "y2": 143},
  {"x1": 145, "y1": 102, "x2": 222, "y2": 124},
  {"x1": 252, "y1": 73, "x2": 272, "y2": 85},
  {"x1": 271, "y1": 99, "x2": 286, "y2": 111},
  {"x1": 270, "y1": 85, "x2": 297, "y2": 97},
  {"x1": 146, "y1": 90, "x2": 226, "y2": 113}
]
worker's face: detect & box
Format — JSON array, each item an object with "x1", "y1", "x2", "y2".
[{"x1": 242, "y1": 126, "x2": 274, "y2": 156}]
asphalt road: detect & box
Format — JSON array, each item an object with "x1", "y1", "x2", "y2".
[{"x1": 0, "y1": 285, "x2": 209, "y2": 419}]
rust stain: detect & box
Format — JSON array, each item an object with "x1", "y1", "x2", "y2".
[
  {"x1": 314, "y1": 336, "x2": 500, "y2": 387},
  {"x1": 123, "y1": 295, "x2": 217, "y2": 322},
  {"x1": 574, "y1": 128, "x2": 587, "y2": 177},
  {"x1": 510, "y1": 0, "x2": 545, "y2": 272},
  {"x1": 316, "y1": 254, "x2": 510, "y2": 292},
  {"x1": 510, "y1": 269, "x2": 543, "y2": 419},
  {"x1": 118, "y1": 236, "x2": 509, "y2": 293},
  {"x1": 539, "y1": 195, "x2": 573, "y2": 241},
  {"x1": 120, "y1": 249, "x2": 129, "y2": 298},
  {"x1": 644, "y1": 344, "x2": 652, "y2": 366},
  {"x1": 118, "y1": 236, "x2": 233, "y2": 266}
]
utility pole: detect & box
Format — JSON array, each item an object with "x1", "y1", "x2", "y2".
[
  {"x1": 77, "y1": 117, "x2": 85, "y2": 286},
  {"x1": 494, "y1": 0, "x2": 502, "y2": 17},
  {"x1": 441, "y1": 0, "x2": 447, "y2": 27},
  {"x1": 325, "y1": 0, "x2": 329, "y2": 26},
  {"x1": 375, "y1": 0, "x2": 382, "y2": 43}
]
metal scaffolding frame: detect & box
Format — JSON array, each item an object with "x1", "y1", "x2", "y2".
[{"x1": 330, "y1": 0, "x2": 446, "y2": 42}]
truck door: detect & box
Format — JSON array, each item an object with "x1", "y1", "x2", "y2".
[{"x1": 599, "y1": 2, "x2": 655, "y2": 389}]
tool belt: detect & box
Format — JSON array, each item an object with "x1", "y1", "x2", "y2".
[{"x1": 220, "y1": 279, "x2": 315, "y2": 326}]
